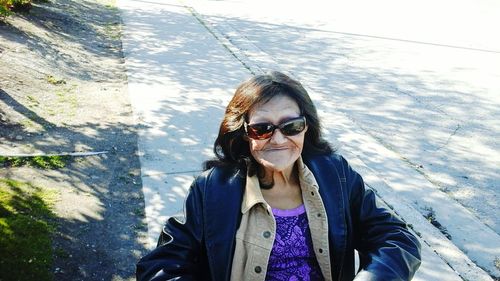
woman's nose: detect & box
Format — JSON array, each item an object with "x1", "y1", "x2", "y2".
[{"x1": 269, "y1": 129, "x2": 287, "y2": 144}]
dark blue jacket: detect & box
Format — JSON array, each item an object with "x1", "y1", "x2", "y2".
[{"x1": 136, "y1": 153, "x2": 421, "y2": 281}]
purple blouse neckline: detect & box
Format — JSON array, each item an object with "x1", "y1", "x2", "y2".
[{"x1": 272, "y1": 204, "x2": 306, "y2": 217}]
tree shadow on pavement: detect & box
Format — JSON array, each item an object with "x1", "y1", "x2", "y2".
[
  {"x1": 119, "y1": 2, "x2": 499, "y2": 277},
  {"x1": 208, "y1": 16, "x2": 500, "y2": 233},
  {"x1": 209, "y1": 15, "x2": 500, "y2": 278},
  {"x1": 120, "y1": 2, "x2": 499, "y2": 231}
]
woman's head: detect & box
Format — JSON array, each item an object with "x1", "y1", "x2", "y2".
[
  {"x1": 206, "y1": 71, "x2": 332, "y2": 173},
  {"x1": 246, "y1": 94, "x2": 307, "y2": 175}
]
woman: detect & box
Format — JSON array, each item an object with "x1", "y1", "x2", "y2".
[{"x1": 136, "y1": 71, "x2": 421, "y2": 281}]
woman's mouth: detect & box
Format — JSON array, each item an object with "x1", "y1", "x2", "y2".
[{"x1": 264, "y1": 147, "x2": 289, "y2": 152}]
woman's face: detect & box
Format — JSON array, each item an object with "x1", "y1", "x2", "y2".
[{"x1": 247, "y1": 95, "x2": 307, "y2": 173}]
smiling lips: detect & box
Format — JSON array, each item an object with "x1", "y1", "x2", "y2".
[{"x1": 264, "y1": 147, "x2": 290, "y2": 152}]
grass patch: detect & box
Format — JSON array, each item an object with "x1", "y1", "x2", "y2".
[
  {"x1": 0, "y1": 155, "x2": 69, "y2": 169},
  {"x1": 54, "y1": 84, "x2": 78, "y2": 118},
  {"x1": 104, "y1": 22, "x2": 121, "y2": 40},
  {"x1": 0, "y1": 178, "x2": 58, "y2": 281},
  {"x1": 26, "y1": 95, "x2": 40, "y2": 107},
  {"x1": 46, "y1": 75, "x2": 66, "y2": 85}
]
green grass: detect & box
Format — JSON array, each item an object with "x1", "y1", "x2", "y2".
[
  {"x1": 0, "y1": 155, "x2": 69, "y2": 169},
  {"x1": 46, "y1": 75, "x2": 66, "y2": 85},
  {"x1": 26, "y1": 95, "x2": 39, "y2": 106},
  {"x1": 0, "y1": 4, "x2": 13, "y2": 19},
  {"x1": 55, "y1": 84, "x2": 78, "y2": 117},
  {"x1": 0, "y1": 178, "x2": 58, "y2": 281}
]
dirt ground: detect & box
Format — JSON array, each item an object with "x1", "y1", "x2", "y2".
[{"x1": 0, "y1": 0, "x2": 148, "y2": 280}]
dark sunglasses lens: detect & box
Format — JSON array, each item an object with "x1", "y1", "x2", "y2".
[
  {"x1": 280, "y1": 118, "x2": 305, "y2": 136},
  {"x1": 248, "y1": 124, "x2": 274, "y2": 139}
]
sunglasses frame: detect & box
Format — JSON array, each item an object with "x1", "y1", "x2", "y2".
[{"x1": 244, "y1": 116, "x2": 307, "y2": 140}]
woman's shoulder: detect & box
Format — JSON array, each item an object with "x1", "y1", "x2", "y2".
[
  {"x1": 303, "y1": 151, "x2": 346, "y2": 168},
  {"x1": 194, "y1": 163, "x2": 245, "y2": 189},
  {"x1": 190, "y1": 164, "x2": 245, "y2": 210}
]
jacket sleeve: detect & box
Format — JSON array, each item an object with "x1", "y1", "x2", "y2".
[
  {"x1": 136, "y1": 179, "x2": 207, "y2": 281},
  {"x1": 342, "y1": 157, "x2": 421, "y2": 281}
]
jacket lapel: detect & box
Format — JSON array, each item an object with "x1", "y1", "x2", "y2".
[
  {"x1": 203, "y1": 167, "x2": 245, "y2": 281},
  {"x1": 305, "y1": 154, "x2": 348, "y2": 279}
]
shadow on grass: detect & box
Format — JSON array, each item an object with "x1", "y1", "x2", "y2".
[
  {"x1": 0, "y1": 0, "x2": 147, "y2": 280},
  {"x1": 0, "y1": 90, "x2": 147, "y2": 280},
  {"x1": 0, "y1": 0, "x2": 123, "y2": 82},
  {"x1": 0, "y1": 111, "x2": 147, "y2": 281},
  {"x1": 0, "y1": 179, "x2": 56, "y2": 281},
  {"x1": 0, "y1": 88, "x2": 56, "y2": 131}
]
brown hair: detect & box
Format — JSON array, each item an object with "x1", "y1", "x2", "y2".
[{"x1": 203, "y1": 71, "x2": 333, "y2": 175}]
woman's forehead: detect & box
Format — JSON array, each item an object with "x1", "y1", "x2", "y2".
[{"x1": 248, "y1": 95, "x2": 300, "y2": 121}]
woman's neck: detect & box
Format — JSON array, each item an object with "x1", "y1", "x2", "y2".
[
  {"x1": 259, "y1": 163, "x2": 298, "y2": 188},
  {"x1": 260, "y1": 163, "x2": 303, "y2": 209}
]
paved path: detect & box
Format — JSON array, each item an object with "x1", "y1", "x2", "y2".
[
  {"x1": 118, "y1": 0, "x2": 499, "y2": 280},
  {"x1": 187, "y1": 0, "x2": 500, "y2": 235},
  {"x1": 118, "y1": 0, "x2": 250, "y2": 241}
]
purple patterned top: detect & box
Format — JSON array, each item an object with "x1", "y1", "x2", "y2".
[{"x1": 265, "y1": 204, "x2": 324, "y2": 281}]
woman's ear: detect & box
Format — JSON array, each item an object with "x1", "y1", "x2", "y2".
[{"x1": 241, "y1": 120, "x2": 249, "y2": 141}]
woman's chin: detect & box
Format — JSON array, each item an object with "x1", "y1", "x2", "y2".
[{"x1": 257, "y1": 158, "x2": 297, "y2": 173}]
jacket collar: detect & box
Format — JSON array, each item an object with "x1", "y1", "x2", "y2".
[
  {"x1": 240, "y1": 156, "x2": 319, "y2": 214},
  {"x1": 241, "y1": 172, "x2": 266, "y2": 214}
]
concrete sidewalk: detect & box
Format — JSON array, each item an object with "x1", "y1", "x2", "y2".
[
  {"x1": 118, "y1": 0, "x2": 496, "y2": 280},
  {"x1": 118, "y1": 0, "x2": 250, "y2": 244}
]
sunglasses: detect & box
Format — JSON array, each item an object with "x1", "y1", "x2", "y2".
[{"x1": 244, "y1": 116, "x2": 307, "y2": 140}]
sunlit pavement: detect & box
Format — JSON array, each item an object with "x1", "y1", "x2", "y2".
[{"x1": 118, "y1": 0, "x2": 500, "y2": 279}]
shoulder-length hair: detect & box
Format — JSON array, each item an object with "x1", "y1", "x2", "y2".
[{"x1": 204, "y1": 71, "x2": 333, "y2": 174}]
